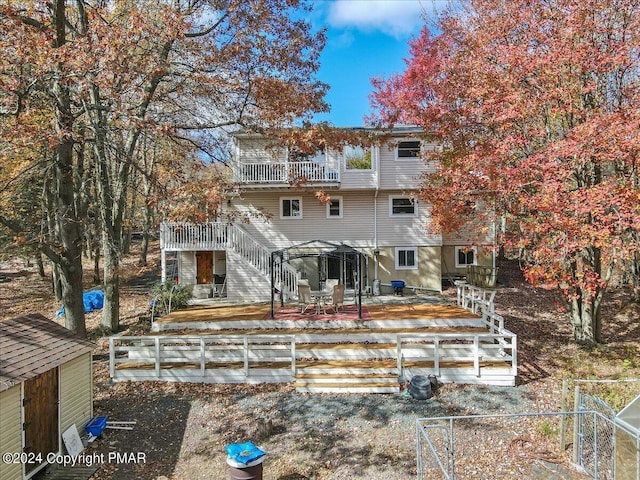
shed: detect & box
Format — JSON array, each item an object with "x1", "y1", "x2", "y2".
[
  {"x1": 0, "y1": 314, "x2": 95, "y2": 480},
  {"x1": 615, "y1": 393, "x2": 640, "y2": 480}
]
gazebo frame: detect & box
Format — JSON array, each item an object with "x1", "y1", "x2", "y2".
[{"x1": 269, "y1": 240, "x2": 364, "y2": 319}]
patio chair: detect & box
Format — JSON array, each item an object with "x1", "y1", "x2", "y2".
[
  {"x1": 325, "y1": 278, "x2": 339, "y2": 293},
  {"x1": 297, "y1": 284, "x2": 315, "y2": 314},
  {"x1": 331, "y1": 284, "x2": 345, "y2": 313}
]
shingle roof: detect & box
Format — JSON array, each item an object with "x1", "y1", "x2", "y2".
[{"x1": 0, "y1": 314, "x2": 95, "y2": 392}]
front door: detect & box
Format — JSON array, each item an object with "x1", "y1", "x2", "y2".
[
  {"x1": 24, "y1": 368, "x2": 59, "y2": 475},
  {"x1": 196, "y1": 251, "x2": 214, "y2": 284}
]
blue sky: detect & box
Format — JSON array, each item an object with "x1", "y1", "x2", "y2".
[{"x1": 311, "y1": 0, "x2": 449, "y2": 127}]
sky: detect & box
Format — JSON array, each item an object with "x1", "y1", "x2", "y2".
[{"x1": 310, "y1": 0, "x2": 450, "y2": 127}]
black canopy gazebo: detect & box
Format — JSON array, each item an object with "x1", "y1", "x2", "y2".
[{"x1": 269, "y1": 240, "x2": 364, "y2": 319}]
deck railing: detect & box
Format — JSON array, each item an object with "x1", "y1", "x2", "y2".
[
  {"x1": 109, "y1": 335, "x2": 297, "y2": 381},
  {"x1": 396, "y1": 329, "x2": 517, "y2": 380},
  {"x1": 232, "y1": 161, "x2": 340, "y2": 185},
  {"x1": 160, "y1": 222, "x2": 229, "y2": 251}
]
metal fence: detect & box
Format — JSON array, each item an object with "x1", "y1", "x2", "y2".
[
  {"x1": 576, "y1": 394, "x2": 616, "y2": 479},
  {"x1": 416, "y1": 411, "x2": 622, "y2": 480}
]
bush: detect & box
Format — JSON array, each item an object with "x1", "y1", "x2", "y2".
[{"x1": 150, "y1": 281, "x2": 192, "y2": 317}]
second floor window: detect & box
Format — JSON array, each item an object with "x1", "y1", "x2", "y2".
[
  {"x1": 390, "y1": 196, "x2": 417, "y2": 216},
  {"x1": 396, "y1": 140, "x2": 421, "y2": 159},
  {"x1": 281, "y1": 197, "x2": 302, "y2": 218},
  {"x1": 327, "y1": 197, "x2": 343, "y2": 218}
]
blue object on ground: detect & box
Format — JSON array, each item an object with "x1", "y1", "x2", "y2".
[
  {"x1": 56, "y1": 290, "x2": 105, "y2": 317},
  {"x1": 85, "y1": 415, "x2": 108, "y2": 437},
  {"x1": 225, "y1": 442, "x2": 266, "y2": 465}
]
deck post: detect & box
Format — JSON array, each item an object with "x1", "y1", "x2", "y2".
[
  {"x1": 200, "y1": 338, "x2": 206, "y2": 377},
  {"x1": 473, "y1": 335, "x2": 480, "y2": 377},
  {"x1": 396, "y1": 336, "x2": 403, "y2": 381},
  {"x1": 434, "y1": 337, "x2": 440, "y2": 376},
  {"x1": 244, "y1": 337, "x2": 249, "y2": 377},
  {"x1": 109, "y1": 337, "x2": 115, "y2": 379},
  {"x1": 290, "y1": 338, "x2": 296, "y2": 378},
  {"x1": 511, "y1": 335, "x2": 518, "y2": 377},
  {"x1": 155, "y1": 337, "x2": 161, "y2": 379}
]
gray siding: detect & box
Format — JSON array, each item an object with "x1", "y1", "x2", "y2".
[
  {"x1": 0, "y1": 385, "x2": 22, "y2": 480},
  {"x1": 60, "y1": 354, "x2": 92, "y2": 437}
]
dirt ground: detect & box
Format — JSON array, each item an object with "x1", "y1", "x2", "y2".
[{"x1": 2, "y1": 242, "x2": 640, "y2": 479}]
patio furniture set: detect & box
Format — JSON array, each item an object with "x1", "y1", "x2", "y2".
[{"x1": 297, "y1": 280, "x2": 345, "y2": 315}]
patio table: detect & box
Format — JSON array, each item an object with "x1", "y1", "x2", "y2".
[{"x1": 310, "y1": 290, "x2": 332, "y2": 314}]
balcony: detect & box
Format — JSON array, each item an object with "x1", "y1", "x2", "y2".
[{"x1": 232, "y1": 161, "x2": 340, "y2": 186}]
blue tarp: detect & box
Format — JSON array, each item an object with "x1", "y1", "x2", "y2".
[
  {"x1": 56, "y1": 290, "x2": 105, "y2": 317},
  {"x1": 225, "y1": 442, "x2": 265, "y2": 465}
]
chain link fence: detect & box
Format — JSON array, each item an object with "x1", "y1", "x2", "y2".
[{"x1": 416, "y1": 380, "x2": 640, "y2": 480}]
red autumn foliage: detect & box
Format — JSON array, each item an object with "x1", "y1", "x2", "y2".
[{"x1": 370, "y1": 0, "x2": 640, "y2": 343}]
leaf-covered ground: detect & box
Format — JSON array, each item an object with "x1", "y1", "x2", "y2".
[{"x1": 2, "y1": 242, "x2": 638, "y2": 479}]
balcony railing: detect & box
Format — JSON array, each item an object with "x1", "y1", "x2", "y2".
[{"x1": 233, "y1": 161, "x2": 340, "y2": 185}]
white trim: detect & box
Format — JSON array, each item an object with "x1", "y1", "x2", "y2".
[
  {"x1": 389, "y1": 195, "x2": 418, "y2": 217},
  {"x1": 280, "y1": 197, "x2": 303, "y2": 219},
  {"x1": 326, "y1": 196, "x2": 343, "y2": 219},
  {"x1": 395, "y1": 139, "x2": 422, "y2": 161},
  {"x1": 455, "y1": 246, "x2": 478, "y2": 268},
  {"x1": 395, "y1": 247, "x2": 418, "y2": 270}
]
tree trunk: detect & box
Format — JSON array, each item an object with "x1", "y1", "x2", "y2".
[
  {"x1": 101, "y1": 233, "x2": 120, "y2": 332},
  {"x1": 39, "y1": 0, "x2": 87, "y2": 335},
  {"x1": 93, "y1": 245, "x2": 100, "y2": 284},
  {"x1": 52, "y1": 263, "x2": 63, "y2": 300},
  {"x1": 571, "y1": 291, "x2": 602, "y2": 345},
  {"x1": 37, "y1": 253, "x2": 45, "y2": 278}
]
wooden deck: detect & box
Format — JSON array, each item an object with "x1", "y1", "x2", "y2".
[{"x1": 110, "y1": 295, "x2": 517, "y2": 393}]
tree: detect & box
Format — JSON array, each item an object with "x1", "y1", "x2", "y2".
[
  {"x1": 1, "y1": 0, "x2": 328, "y2": 335},
  {"x1": 370, "y1": 0, "x2": 640, "y2": 344}
]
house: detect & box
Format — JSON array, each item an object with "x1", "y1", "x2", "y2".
[
  {"x1": 0, "y1": 314, "x2": 95, "y2": 480},
  {"x1": 159, "y1": 126, "x2": 496, "y2": 303}
]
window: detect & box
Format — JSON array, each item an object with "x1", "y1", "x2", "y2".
[
  {"x1": 396, "y1": 247, "x2": 418, "y2": 270},
  {"x1": 455, "y1": 246, "x2": 477, "y2": 267},
  {"x1": 389, "y1": 196, "x2": 417, "y2": 216},
  {"x1": 343, "y1": 145, "x2": 372, "y2": 170},
  {"x1": 396, "y1": 140, "x2": 421, "y2": 159},
  {"x1": 326, "y1": 196, "x2": 343, "y2": 218},
  {"x1": 281, "y1": 197, "x2": 302, "y2": 219}
]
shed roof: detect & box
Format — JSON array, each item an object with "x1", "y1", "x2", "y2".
[{"x1": 0, "y1": 314, "x2": 95, "y2": 392}]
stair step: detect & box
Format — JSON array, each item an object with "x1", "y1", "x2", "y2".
[{"x1": 295, "y1": 381, "x2": 400, "y2": 394}]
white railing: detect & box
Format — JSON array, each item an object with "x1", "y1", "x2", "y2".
[
  {"x1": 109, "y1": 335, "x2": 297, "y2": 381},
  {"x1": 228, "y1": 225, "x2": 299, "y2": 299},
  {"x1": 455, "y1": 282, "x2": 496, "y2": 314},
  {"x1": 160, "y1": 222, "x2": 299, "y2": 299},
  {"x1": 233, "y1": 161, "x2": 340, "y2": 184},
  {"x1": 396, "y1": 330, "x2": 517, "y2": 380},
  {"x1": 160, "y1": 222, "x2": 229, "y2": 250}
]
